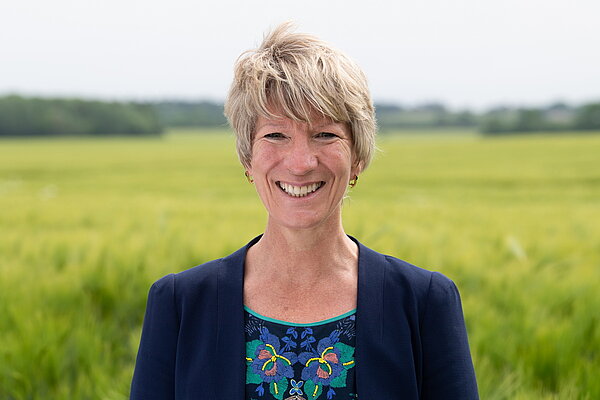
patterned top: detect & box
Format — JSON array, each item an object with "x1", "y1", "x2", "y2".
[{"x1": 244, "y1": 307, "x2": 357, "y2": 400}]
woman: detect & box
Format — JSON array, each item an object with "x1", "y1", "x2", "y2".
[{"x1": 131, "y1": 23, "x2": 478, "y2": 400}]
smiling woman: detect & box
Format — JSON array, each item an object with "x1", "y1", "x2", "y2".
[
  {"x1": 130, "y1": 22, "x2": 479, "y2": 400},
  {"x1": 249, "y1": 114, "x2": 356, "y2": 231}
]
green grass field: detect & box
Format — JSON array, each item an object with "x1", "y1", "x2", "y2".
[{"x1": 1, "y1": 129, "x2": 599, "y2": 399}]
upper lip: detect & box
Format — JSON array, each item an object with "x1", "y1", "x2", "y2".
[{"x1": 276, "y1": 180, "x2": 324, "y2": 186}]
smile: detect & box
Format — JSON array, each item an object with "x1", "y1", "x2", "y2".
[{"x1": 276, "y1": 181, "x2": 324, "y2": 197}]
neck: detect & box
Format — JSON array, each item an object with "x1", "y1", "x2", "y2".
[{"x1": 246, "y1": 215, "x2": 358, "y2": 281}]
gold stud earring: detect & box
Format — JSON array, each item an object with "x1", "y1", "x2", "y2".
[
  {"x1": 349, "y1": 175, "x2": 358, "y2": 188},
  {"x1": 245, "y1": 171, "x2": 254, "y2": 184}
]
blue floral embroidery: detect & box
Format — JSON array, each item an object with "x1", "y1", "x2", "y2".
[
  {"x1": 298, "y1": 330, "x2": 355, "y2": 396},
  {"x1": 245, "y1": 311, "x2": 355, "y2": 400},
  {"x1": 281, "y1": 328, "x2": 298, "y2": 352},
  {"x1": 336, "y1": 314, "x2": 355, "y2": 339},
  {"x1": 301, "y1": 328, "x2": 316, "y2": 352},
  {"x1": 250, "y1": 327, "x2": 297, "y2": 383},
  {"x1": 326, "y1": 387, "x2": 336, "y2": 400},
  {"x1": 255, "y1": 383, "x2": 265, "y2": 396},
  {"x1": 290, "y1": 379, "x2": 304, "y2": 395}
]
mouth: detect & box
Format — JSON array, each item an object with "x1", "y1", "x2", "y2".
[{"x1": 276, "y1": 181, "x2": 325, "y2": 198}]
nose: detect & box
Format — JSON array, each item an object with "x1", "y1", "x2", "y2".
[{"x1": 285, "y1": 136, "x2": 318, "y2": 175}]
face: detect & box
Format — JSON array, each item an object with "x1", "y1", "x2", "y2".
[{"x1": 248, "y1": 112, "x2": 360, "y2": 231}]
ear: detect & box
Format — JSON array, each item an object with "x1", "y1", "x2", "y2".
[
  {"x1": 351, "y1": 159, "x2": 364, "y2": 178},
  {"x1": 244, "y1": 159, "x2": 254, "y2": 181},
  {"x1": 245, "y1": 157, "x2": 253, "y2": 175}
]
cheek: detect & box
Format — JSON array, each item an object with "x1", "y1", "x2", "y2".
[
  {"x1": 326, "y1": 146, "x2": 353, "y2": 172},
  {"x1": 249, "y1": 146, "x2": 278, "y2": 175}
]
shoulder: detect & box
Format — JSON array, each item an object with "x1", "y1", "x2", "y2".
[
  {"x1": 357, "y1": 239, "x2": 459, "y2": 305},
  {"x1": 376, "y1": 250, "x2": 466, "y2": 324},
  {"x1": 386, "y1": 255, "x2": 459, "y2": 309},
  {"x1": 175, "y1": 257, "x2": 224, "y2": 291},
  {"x1": 148, "y1": 236, "x2": 254, "y2": 302},
  {"x1": 383, "y1": 254, "x2": 458, "y2": 297},
  {"x1": 147, "y1": 257, "x2": 223, "y2": 298}
]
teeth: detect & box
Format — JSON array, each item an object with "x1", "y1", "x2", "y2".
[{"x1": 278, "y1": 182, "x2": 323, "y2": 197}]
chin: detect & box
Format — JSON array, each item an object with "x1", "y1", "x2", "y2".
[{"x1": 270, "y1": 209, "x2": 338, "y2": 231}]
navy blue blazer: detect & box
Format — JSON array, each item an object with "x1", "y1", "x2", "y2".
[{"x1": 131, "y1": 236, "x2": 478, "y2": 399}]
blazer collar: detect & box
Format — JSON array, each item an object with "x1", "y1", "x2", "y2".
[
  {"x1": 214, "y1": 235, "x2": 385, "y2": 399},
  {"x1": 354, "y1": 237, "x2": 387, "y2": 397}
]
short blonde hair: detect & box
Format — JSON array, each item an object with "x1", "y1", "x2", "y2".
[{"x1": 224, "y1": 22, "x2": 377, "y2": 171}]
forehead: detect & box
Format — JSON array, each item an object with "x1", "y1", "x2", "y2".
[{"x1": 255, "y1": 113, "x2": 347, "y2": 133}]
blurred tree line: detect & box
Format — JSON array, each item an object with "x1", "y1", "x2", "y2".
[
  {"x1": 480, "y1": 102, "x2": 600, "y2": 133},
  {"x1": 1, "y1": 95, "x2": 599, "y2": 136},
  {"x1": 154, "y1": 101, "x2": 227, "y2": 127},
  {"x1": 377, "y1": 101, "x2": 600, "y2": 133},
  {"x1": 375, "y1": 103, "x2": 477, "y2": 130},
  {"x1": 0, "y1": 95, "x2": 162, "y2": 136}
]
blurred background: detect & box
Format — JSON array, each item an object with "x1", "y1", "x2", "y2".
[{"x1": 1, "y1": 0, "x2": 599, "y2": 398}]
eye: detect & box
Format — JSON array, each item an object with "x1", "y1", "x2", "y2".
[
  {"x1": 264, "y1": 132, "x2": 285, "y2": 139},
  {"x1": 315, "y1": 132, "x2": 338, "y2": 139}
]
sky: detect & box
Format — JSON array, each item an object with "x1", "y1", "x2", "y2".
[{"x1": 1, "y1": 0, "x2": 599, "y2": 110}]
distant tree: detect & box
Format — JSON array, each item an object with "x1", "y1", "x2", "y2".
[
  {"x1": 515, "y1": 108, "x2": 546, "y2": 131},
  {"x1": 545, "y1": 101, "x2": 571, "y2": 112},
  {"x1": 374, "y1": 103, "x2": 404, "y2": 113},
  {"x1": 479, "y1": 109, "x2": 516, "y2": 134},
  {"x1": 480, "y1": 116, "x2": 510, "y2": 134},
  {"x1": 574, "y1": 103, "x2": 600, "y2": 130},
  {"x1": 415, "y1": 102, "x2": 447, "y2": 113},
  {"x1": 153, "y1": 101, "x2": 227, "y2": 127},
  {"x1": 454, "y1": 111, "x2": 477, "y2": 126}
]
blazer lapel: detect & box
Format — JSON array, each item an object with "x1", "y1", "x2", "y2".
[
  {"x1": 215, "y1": 236, "x2": 261, "y2": 400},
  {"x1": 354, "y1": 238, "x2": 386, "y2": 397}
]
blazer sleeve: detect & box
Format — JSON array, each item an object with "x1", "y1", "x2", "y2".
[
  {"x1": 130, "y1": 274, "x2": 179, "y2": 400},
  {"x1": 420, "y1": 272, "x2": 479, "y2": 399}
]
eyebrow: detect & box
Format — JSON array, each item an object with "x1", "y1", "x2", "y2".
[
  {"x1": 255, "y1": 122, "x2": 288, "y2": 131},
  {"x1": 313, "y1": 122, "x2": 339, "y2": 129},
  {"x1": 255, "y1": 120, "x2": 341, "y2": 131}
]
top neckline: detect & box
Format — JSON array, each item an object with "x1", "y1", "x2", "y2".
[{"x1": 244, "y1": 305, "x2": 356, "y2": 327}]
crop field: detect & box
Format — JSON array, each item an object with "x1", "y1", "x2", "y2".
[{"x1": 1, "y1": 129, "x2": 599, "y2": 399}]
